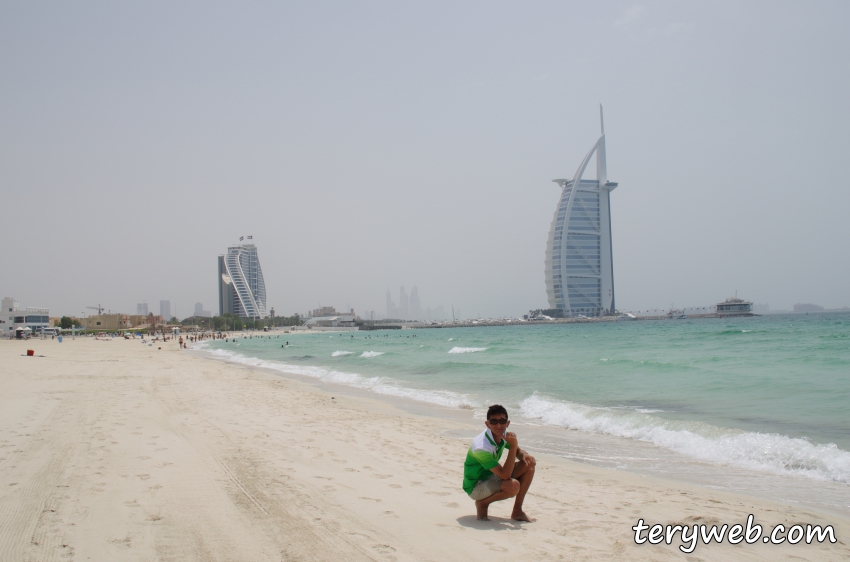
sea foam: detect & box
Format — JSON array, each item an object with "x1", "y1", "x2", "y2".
[
  {"x1": 203, "y1": 348, "x2": 473, "y2": 408},
  {"x1": 331, "y1": 350, "x2": 353, "y2": 357},
  {"x1": 448, "y1": 347, "x2": 487, "y2": 354},
  {"x1": 519, "y1": 394, "x2": 850, "y2": 485},
  {"x1": 360, "y1": 351, "x2": 384, "y2": 358}
]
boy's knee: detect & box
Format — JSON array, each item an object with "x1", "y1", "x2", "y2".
[{"x1": 506, "y1": 479, "x2": 520, "y2": 496}]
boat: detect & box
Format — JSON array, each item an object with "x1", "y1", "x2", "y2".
[
  {"x1": 617, "y1": 313, "x2": 638, "y2": 320},
  {"x1": 666, "y1": 307, "x2": 686, "y2": 319}
]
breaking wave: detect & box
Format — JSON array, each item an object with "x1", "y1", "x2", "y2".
[
  {"x1": 360, "y1": 351, "x2": 385, "y2": 358},
  {"x1": 331, "y1": 350, "x2": 353, "y2": 357},
  {"x1": 201, "y1": 348, "x2": 474, "y2": 409},
  {"x1": 448, "y1": 347, "x2": 487, "y2": 354},
  {"x1": 519, "y1": 394, "x2": 850, "y2": 485}
]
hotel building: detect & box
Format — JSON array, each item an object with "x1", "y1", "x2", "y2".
[
  {"x1": 218, "y1": 241, "x2": 267, "y2": 319},
  {"x1": 2, "y1": 297, "x2": 50, "y2": 335},
  {"x1": 544, "y1": 107, "x2": 618, "y2": 317}
]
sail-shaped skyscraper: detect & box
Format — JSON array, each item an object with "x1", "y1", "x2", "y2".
[
  {"x1": 544, "y1": 107, "x2": 618, "y2": 317},
  {"x1": 218, "y1": 241, "x2": 267, "y2": 319}
]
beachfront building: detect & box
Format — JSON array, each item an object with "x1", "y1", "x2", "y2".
[
  {"x1": 716, "y1": 297, "x2": 754, "y2": 317},
  {"x1": 544, "y1": 106, "x2": 618, "y2": 317},
  {"x1": 218, "y1": 241, "x2": 267, "y2": 319},
  {"x1": 78, "y1": 314, "x2": 162, "y2": 331},
  {"x1": 304, "y1": 315, "x2": 357, "y2": 328},
  {"x1": 1, "y1": 297, "x2": 50, "y2": 336}
]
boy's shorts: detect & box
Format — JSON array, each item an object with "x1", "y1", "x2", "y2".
[{"x1": 469, "y1": 475, "x2": 501, "y2": 500}]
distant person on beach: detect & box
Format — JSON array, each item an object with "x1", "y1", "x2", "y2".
[{"x1": 463, "y1": 405, "x2": 536, "y2": 522}]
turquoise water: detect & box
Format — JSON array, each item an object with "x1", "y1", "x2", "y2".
[{"x1": 200, "y1": 313, "x2": 850, "y2": 493}]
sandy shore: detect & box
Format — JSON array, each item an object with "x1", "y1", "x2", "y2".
[{"x1": 0, "y1": 337, "x2": 847, "y2": 561}]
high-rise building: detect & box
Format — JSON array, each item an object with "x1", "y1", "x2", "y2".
[
  {"x1": 399, "y1": 286, "x2": 409, "y2": 320},
  {"x1": 544, "y1": 106, "x2": 618, "y2": 317},
  {"x1": 386, "y1": 289, "x2": 397, "y2": 318},
  {"x1": 409, "y1": 286, "x2": 422, "y2": 320},
  {"x1": 137, "y1": 302, "x2": 149, "y2": 316},
  {"x1": 218, "y1": 241, "x2": 267, "y2": 319},
  {"x1": 160, "y1": 300, "x2": 171, "y2": 319}
]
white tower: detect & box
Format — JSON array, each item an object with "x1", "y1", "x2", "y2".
[{"x1": 544, "y1": 106, "x2": 618, "y2": 316}]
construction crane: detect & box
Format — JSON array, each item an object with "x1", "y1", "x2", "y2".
[{"x1": 87, "y1": 304, "x2": 105, "y2": 315}]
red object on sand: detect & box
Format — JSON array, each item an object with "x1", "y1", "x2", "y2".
[{"x1": 26, "y1": 349, "x2": 34, "y2": 356}]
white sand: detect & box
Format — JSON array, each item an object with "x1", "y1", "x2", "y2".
[{"x1": 0, "y1": 337, "x2": 847, "y2": 561}]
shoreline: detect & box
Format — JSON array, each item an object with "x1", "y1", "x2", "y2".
[
  {"x1": 195, "y1": 341, "x2": 850, "y2": 521},
  {"x1": 1, "y1": 338, "x2": 848, "y2": 560}
]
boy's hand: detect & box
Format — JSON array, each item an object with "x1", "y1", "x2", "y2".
[{"x1": 505, "y1": 432, "x2": 519, "y2": 448}]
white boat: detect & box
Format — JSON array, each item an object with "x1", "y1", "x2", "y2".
[
  {"x1": 666, "y1": 307, "x2": 687, "y2": 319},
  {"x1": 617, "y1": 313, "x2": 638, "y2": 320}
]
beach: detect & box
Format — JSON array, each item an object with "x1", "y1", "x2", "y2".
[{"x1": 0, "y1": 337, "x2": 847, "y2": 561}]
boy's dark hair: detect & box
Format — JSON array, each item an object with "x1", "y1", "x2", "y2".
[{"x1": 486, "y1": 404, "x2": 508, "y2": 420}]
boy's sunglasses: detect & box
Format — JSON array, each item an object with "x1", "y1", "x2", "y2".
[{"x1": 488, "y1": 418, "x2": 509, "y2": 425}]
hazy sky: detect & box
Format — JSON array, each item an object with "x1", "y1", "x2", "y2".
[{"x1": 2, "y1": 1, "x2": 849, "y2": 318}]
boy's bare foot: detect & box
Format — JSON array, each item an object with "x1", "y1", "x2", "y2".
[
  {"x1": 475, "y1": 500, "x2": 490, "y2": 521},
  {"x1": 511, "y1": 510, "x2": 536, "y2": 522}
]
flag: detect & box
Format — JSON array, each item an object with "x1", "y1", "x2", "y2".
[
  {"x1": 247, "y1": 235, "x2": 253, "y2": 239},
  {"x1": 239, "y1": 236, "x2": 243, "y2": 241}
]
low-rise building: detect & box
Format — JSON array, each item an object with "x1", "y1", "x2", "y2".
[
  {"x1": 304, "y1": 315, "x2": 357, "y2": 328},
  {"x1": 81, "y1": 314, "x2": 131, "y2": 331},
  {"x1": 2, "y1": 297, "x2": 50, "y2": 336},
  {"x1": 80, "y1": 314, "x2": 165, "y2": 331},
  {"x1": 716, "y1": 296, "x2": 753, "y2": 316},
  {"x1": 310, "y1": 306, "x2": 355, "y2": 318}
]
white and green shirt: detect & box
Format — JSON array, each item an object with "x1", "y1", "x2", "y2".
[{"x1": 462, "y1": 428, "x2": 510, "y2": 495}]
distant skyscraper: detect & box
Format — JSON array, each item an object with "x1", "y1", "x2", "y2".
[
  {"x1": 137, "y1": 302, "x2": 148, "y2": 316},
  {"x1": 218, "y1": 241, "x2": 267, "y2": 319},
  {"x1": 409, "y1": 286, "x2": 422, "y2": 320},
  {"x1": 399, "y1": 286, "x2": 409, "y2": 320},
  {"x1": 545, "y1": 106, "x2": 618, "y2": 317},
  {"x1": 386, "y1": 289, "x2": 395, "y2": 318},
  {"x1": 160, "y1": 300, "x2": 171, "y2": 319}
]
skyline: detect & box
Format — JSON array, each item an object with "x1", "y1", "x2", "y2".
[{"x1": 2, "y1": 3, "x2": 849, "y2": 318}]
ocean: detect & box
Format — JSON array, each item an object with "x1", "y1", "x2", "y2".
[{"x1": 198, "y1": 313, "x2": 850, "y2": 515}]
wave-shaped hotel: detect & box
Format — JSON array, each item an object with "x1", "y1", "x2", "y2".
[
  {"x1": 544, "y1": 107, "x2": 618, "y2": 317},
  {"x1": 218, "y1": 239, "x2": 267, "y2": 319}
]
